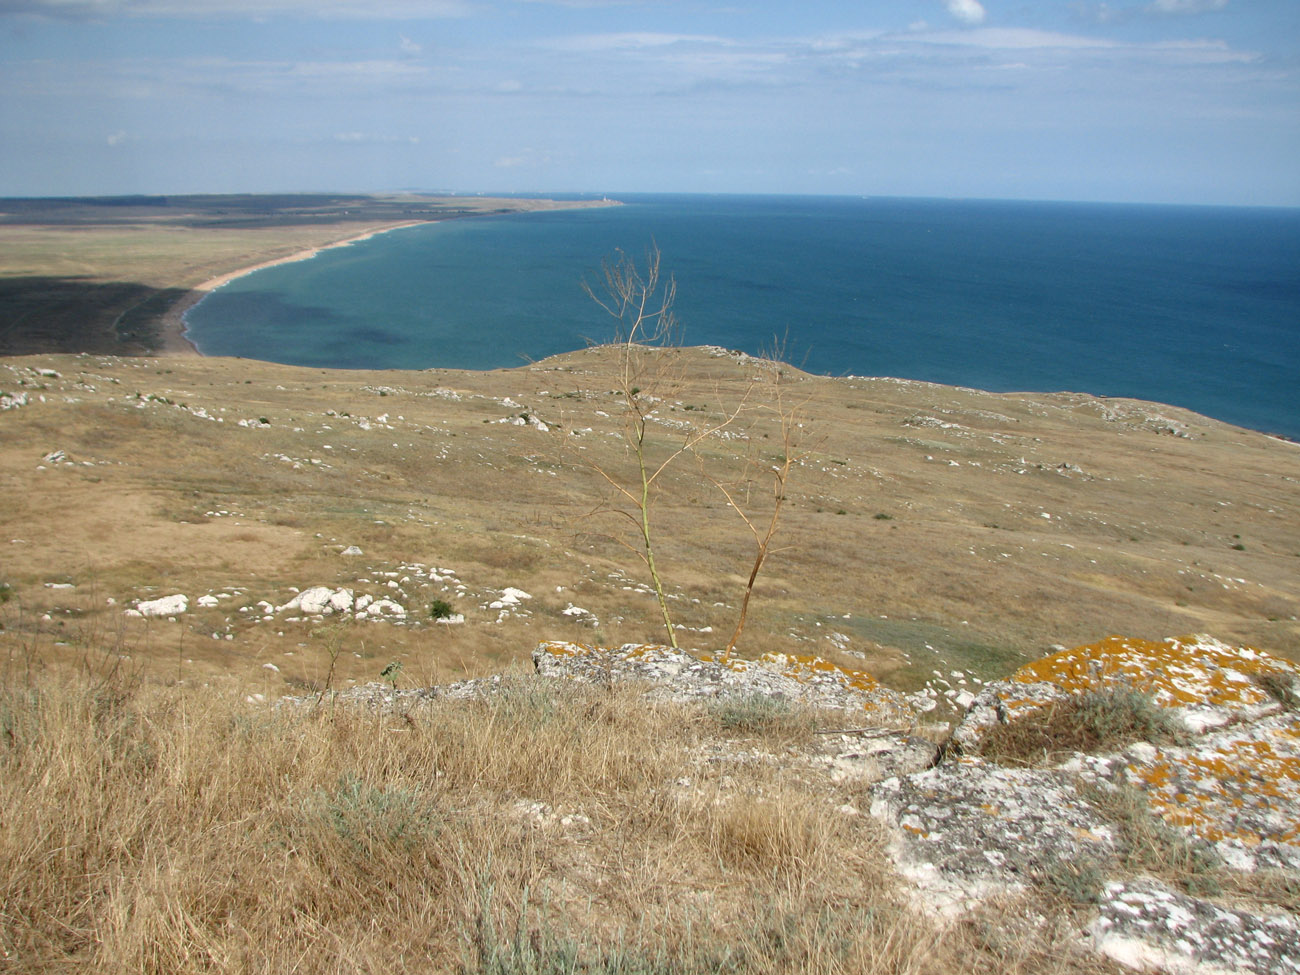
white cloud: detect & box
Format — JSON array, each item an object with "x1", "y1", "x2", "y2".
[
  {"x1": 914, "y1": 28, "x2": 1118, "y2": 50},
  {"x1": 1149, "y1": 0, "x2": 1228, "y2": 12},
  {"x1": 106, "y1": 129, "x2": 127, "y2": 145},
  {"x1": 399, "y1": 36, "x2": 422, "y2": 56},
  {"x1": 494, "y1": 147, "x2": 555, "y2": 168},
  {"x1": 942, "y1": 0, "x2": 986, "y2": 25},
  {"x1": 1077, "y1": 0, "x2": 1229, "y2": 21},
  {"x1": 543, "y1": 32, "x2": 734, "y2": 53}
]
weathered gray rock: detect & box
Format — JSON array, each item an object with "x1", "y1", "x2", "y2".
[
  {"x1": 818, "y1": 733, "x2": 938, "y2": 783},
  {"x1": 1091, "y1": 880, "x2": 1300, "y2": 975},
  {"x1": 533, "y1": 640, "x2": 916, "y2": 724},
  {"x1": 872, "y1": 633, "x2": 1300, "y2": 974},
  {"x1": 869, "y1": 757, "x2": 1118, "y2": 913}
]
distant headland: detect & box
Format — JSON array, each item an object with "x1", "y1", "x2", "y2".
[{"x1": 0, "y1": 193, "x2": 619, "y2": 358}]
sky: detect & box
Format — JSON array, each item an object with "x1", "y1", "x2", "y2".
[{"x1": 1, "y1": 0, "x2": 1297, "y2": 205}]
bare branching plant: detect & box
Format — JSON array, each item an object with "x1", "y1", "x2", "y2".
[{"x1": 574, "y1": 245, "x2": 808, "y2": 655}]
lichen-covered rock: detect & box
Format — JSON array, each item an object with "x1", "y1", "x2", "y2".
[
  {"x1": 954, "y1": 635, "x2": 1298, "y2": 750},
  {"x1": 533, "y1": 641, "x2": 915, "y2": 724},
  {"x1": 873, "y1": 633, "x2": 1300, "y2": 973},
  {"x1": 945, "y1": 634, "x2": 1300, "y2": 869},
  {"x1": 869, "y1": 756, "x2": 1118, "y2": 913},
  {"x1": 1065, "y1": 709, "x2": 1300, "y2": 871},
  {"x1": 947, "y1": 678, "x2": 1069, "y2": 753},
  {"x1": 1091, "y1": 880, "x2": 1300, "y2": 975}
]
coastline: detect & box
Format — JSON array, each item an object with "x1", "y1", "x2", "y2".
[
  {"x1": 160, "y1": 220, "x2": 428, "y2": 357},
  {"x1": 158, "y1": 198, "x2": 622, "y2": 358}
]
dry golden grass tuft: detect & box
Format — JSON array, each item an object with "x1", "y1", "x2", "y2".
[
  {"x1": 972, "y1": 689, "x2": 1184, "y2": 766},
  {"x1": 1, "y1": 660, "x2": 1130, "y2": 975}
]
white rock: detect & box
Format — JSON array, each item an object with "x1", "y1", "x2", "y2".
[
  {"x1": 135, "y1": 594, "x2": 188, "y2": 617},
  {"x1": 277, "y1": 586, "x2": 347, "y2": 615},
  {"x1": 197, "y1": 595, "x2": 220, "y2": 608},
  {"x1": 366, "y1": 599, "x2": 406, "y2": 618},
  {"x1": 341, "y1": 545, "x2": 363, "y2": 556}
]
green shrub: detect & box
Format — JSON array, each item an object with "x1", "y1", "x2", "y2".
[
  {"x1": 1033, "y1": 856, "x2": 1109, "y2": 905},
  {"x1": 303, "y1": 774, "x2": 437, "y2": 853},
  {"x1": 709, "y1": 692, "x2": 809, "y2": 738}
]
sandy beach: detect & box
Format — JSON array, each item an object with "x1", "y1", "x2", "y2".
[{"x1": 159, "y1": 220, "x2": 427, "y2": 356}]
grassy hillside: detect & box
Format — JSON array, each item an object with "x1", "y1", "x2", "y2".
[{"x1": 2, "y1": 346, "x2": 1296, "y2": 708}]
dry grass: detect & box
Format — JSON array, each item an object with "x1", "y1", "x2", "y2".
[
  {"x1": 2, "y1": 344, "x2": 1298, "y2": 699},
  {"x1": 973, "y1": 689, "x2": 1183, "y2": 766},
  {"x1": 0, "y1": 660, "x2": 1128, "y2": 975}
]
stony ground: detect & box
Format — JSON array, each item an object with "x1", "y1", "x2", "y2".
[
  {"x1": 2, "y1": 347, "x2": 1297, "y2": 716},
  {"x1": 283, "y1": 635, "x2": 1300, "y2": 975}
]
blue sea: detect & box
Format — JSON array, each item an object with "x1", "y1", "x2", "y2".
[{"x1": 184, "y1": 195, "x2": 1300, "y2": 439}]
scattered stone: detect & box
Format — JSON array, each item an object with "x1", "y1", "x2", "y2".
[
  {"x1": 365, "y1": 598, "x2": 406, "y2": 619},
  {"x1": 489, "y1": 587, "x2": 533, "y2": 609},
  {"x1": 341, "y1": 545, "x2": 363, "y2": 556},
  {"x1": 130, "y1": 594, "x2": 188, "y2": 618},
  {"x1": 277, "y1": 586, "x2": 354, "y2": 616}
]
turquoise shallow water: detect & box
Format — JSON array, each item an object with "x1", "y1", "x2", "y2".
[{"x1": 184, "y1": 194, "x2": 1300, "y2": 439}]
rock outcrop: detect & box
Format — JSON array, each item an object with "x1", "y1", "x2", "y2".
[
  {"x1": 282, "y1": 633, "x2": 1299, "y2": 975},
  {"x1": 533, "y1": 640, "x2": 916, "y2": 725},
  {"x1": 871, "y1": 634, "x2": 1300, "y2": 974}
]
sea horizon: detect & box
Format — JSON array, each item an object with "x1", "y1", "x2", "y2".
[{"x1": 184, "y1": 193, "x2": 1300, "y2": 440}]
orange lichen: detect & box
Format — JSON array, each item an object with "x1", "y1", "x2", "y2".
[
  {"x1": 744, "y1": 652, "x2": 884, "y2": 693},
  {"x1": 1121, "y1": 722, "x2": 1300, "y2": 845},
  {"x1": 1010, "y1": 634, "x2": 1295, "y2": 711}
]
